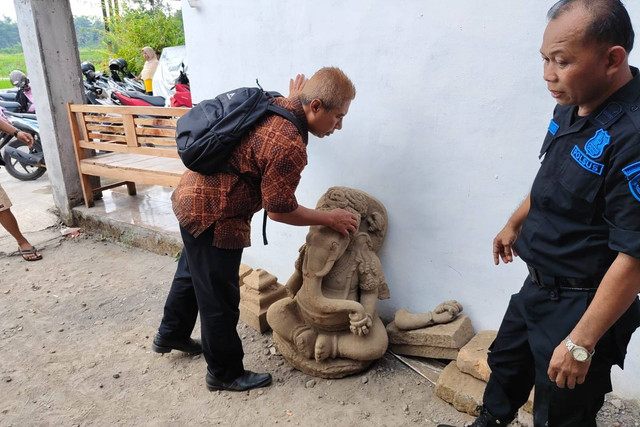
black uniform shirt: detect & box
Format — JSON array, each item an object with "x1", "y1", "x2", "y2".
[{"x1": 515, "y1": 67, "x2": 640, "y2": 278}]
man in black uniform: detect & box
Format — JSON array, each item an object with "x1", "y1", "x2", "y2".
[{"x1": 440, "y1": 1, "x2": 640, "y2": 426}]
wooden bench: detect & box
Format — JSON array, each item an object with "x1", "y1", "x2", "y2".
[{"x1": 67, "y1": 103, "x2": 190, "y2": 207}]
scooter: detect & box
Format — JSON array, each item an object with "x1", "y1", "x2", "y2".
[{"x1": 0, "y1": 109, "x2": 46, "y2": 181}]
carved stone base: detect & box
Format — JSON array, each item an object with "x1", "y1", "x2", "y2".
[{"x1": 273, "y1": 332, "x2": 373, "y2": 379}]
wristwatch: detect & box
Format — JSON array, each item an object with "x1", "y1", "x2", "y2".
[
  {"x1": 13, "y1": 129, "x2": 19, "y2": 138},
  {"x1": 565, "y1": 336, "x2": 595, "y2": 362}
]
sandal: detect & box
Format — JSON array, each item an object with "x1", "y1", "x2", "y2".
[{"x1": 19, "y1": 247, "x2": 42, "y2": 261}]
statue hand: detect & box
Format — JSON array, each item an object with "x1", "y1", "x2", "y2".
[
  {"x1": 432, "y1": 300, "x2": 463, "y2": 324},
  {"x1": 349, "y1": 311, "x2": 372, "y2": 336}
]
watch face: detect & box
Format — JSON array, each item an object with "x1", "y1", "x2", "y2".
[{"x1": 572, "y1": 348, "x2": 589, "y2": 362}]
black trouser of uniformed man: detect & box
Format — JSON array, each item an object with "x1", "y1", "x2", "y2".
[
  {"x1": 482, "y1": 276, "x2": 628, "y2": 427},
  {"x1": 158, "y1": 224, "x2": 245, "y2": 382}
]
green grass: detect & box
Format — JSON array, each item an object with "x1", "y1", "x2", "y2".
[
  {"x1": 0, "y1": 79, "x2": 12, "y2": 89},
  {"x1": 0, "y1": 47, "x2": 110, "y2": 80}
]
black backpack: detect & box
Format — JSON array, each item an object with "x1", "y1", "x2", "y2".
[{"x1": 176, "y1": 86, "x2": 307, "y2": 175}]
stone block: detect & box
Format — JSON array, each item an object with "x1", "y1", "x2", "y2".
[
  {"x1": 435, "y1": 361, "x2": 485, "y2": 417},
  {"x1": 239, "y1": 269, "x2": 288, "y2": 333},
  {"x1": 386, "y1": 315, "x2": 475, "y2": 349},
  {"x1": 238, "y1": 263, "x2": 253, "y2": 286},
  {"x1": 390, "y1": 343, "x2": 459, "y2": 360},
  {"x1": 456, "y1": 330, "x2": 497, "y2": 382}
]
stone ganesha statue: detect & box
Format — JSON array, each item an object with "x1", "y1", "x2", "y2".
[{"x1": 267, "y1": 187, "x2": 390, "y2": 378}]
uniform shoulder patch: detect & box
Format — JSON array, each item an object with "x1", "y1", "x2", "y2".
[{"x1": 622, "y1": 161, "x2": 640, "y2": 202}]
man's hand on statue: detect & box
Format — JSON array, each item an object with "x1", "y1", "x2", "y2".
[
  {"x1": 288, "y1": 74, "x2": 307, "y2": 99},
  {"x1": 548, "y1": 340, "x2": 591, "y2": 389},
  {"x1": 328, "y1": 209, "x2": 360, "y2": 237},
  {"x1": 349, "y1": 311, "x2": 372, "y2": 336},
  {"x1": 493, "y1": 223, "x2": 521, "y2": 265}
]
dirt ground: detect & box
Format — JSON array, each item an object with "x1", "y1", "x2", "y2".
[{"x1": 1, "y1": 226, "x2": 639, "y2": 427}]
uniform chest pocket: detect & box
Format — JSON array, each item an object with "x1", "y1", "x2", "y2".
[{"x1": 544, "y1": 157, "x2": 604, "y2": 224}]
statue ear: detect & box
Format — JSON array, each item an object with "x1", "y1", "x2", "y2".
[{"x1": 368, "y1": 212, "x2": 385, "y2": 232}]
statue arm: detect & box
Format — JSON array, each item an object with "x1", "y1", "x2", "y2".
[{"x1": 285, "y1": 269, "x2": 303, "y2": 297}]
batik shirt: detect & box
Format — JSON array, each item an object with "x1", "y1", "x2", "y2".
[{"x1": 172, "y1": 97, "x2": 308, "y2": 249}]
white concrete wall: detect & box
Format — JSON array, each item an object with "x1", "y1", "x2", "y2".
[{"x1": 181, "y1": 0, "x2": 640, "y2": 400}]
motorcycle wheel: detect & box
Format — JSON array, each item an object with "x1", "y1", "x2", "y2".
[{"x1": 2, "y1": 139, "x2": 46, "y2": 181}]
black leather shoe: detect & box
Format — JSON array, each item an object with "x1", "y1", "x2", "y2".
[
  {"x1": 151, "y1": 333, "x2": 202, "y2": 355},
  {"x1": 206, "y1": 370, "x2": 272, "y2": 392},
  {"x1": 437, "y1": 406, "x2": 512, "y2": 427}
]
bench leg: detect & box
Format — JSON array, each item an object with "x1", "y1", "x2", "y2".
[
  {"x1": 126, "y1": 182, "x2": 137, "y2": 196},
  {"x1": 80, "y1": 174, "x2": 95, "y2": 208}
]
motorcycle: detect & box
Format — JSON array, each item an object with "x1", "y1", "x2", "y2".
[{"x1": 0, "y1": 108, "x2": 46, "y2": 181}]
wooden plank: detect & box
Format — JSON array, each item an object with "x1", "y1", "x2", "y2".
[
  {"x1": 87, "y1": 132, "x2": 127, "y2": 143},
  {"x1": 122, "y1": 113, "x2": 138, "y2": 147},
  {"x1": 67, "y1": 103, "x2": 95, "y2": 208},
  {"x1": 84, "y1": 115, "x2": 124, "y2": 124},
  {"x1": 79, "y1": 162, "x2": 184, "y2": 187},
  {"x1": 83, "y1": 152, "x2": 185, "y2": 172},
  {"x1": 137, "y1": 136, "x2": 178, "y2": 147},
  {"x1": 135, "y1": 117, "x2": 178, "y2": 127},
  {"x1": 135, "y1": 126, "x2": 176, "y2": 137},
  {"x1": 86, "y1": 123, "x2": 125, "y2": 133},
  {"x1": 77, "y1": 140, "x2": 179, "y2": 158},
  {"x1": 68, "y1": 103, "x2": 190, "y2": 117}
]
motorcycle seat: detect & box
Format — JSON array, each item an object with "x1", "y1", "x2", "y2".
[
  {"x1": 4, "y1": 111, "x2": 37, "y2": 120},
  {"x1": 0, "y1": 100, "x2": 22, "y2": 111},
  {"x1": 125, "y1": 91, "x2": 166, "y2": 106}
]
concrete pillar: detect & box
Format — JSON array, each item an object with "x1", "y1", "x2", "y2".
[{"x1": 13, "y1": 0, "x2": 85, "y2": 224}]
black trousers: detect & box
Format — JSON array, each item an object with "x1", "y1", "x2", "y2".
[
  {"x1": 158, "y1": 224, "x2": 245, "y2": 382},
  {"x1": 482, "y1": 277, "x2": 630, "y2": 427}
]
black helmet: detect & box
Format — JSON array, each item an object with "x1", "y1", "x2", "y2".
[
  {"x1": 109, "y1": 58, "x2": 128, "y2": 73},
  {"x1": 81, "y1": 61, "x2": 95, "y2": 73},
  {"x1": 81, "y1": 61, "x2": 96, "y2": 81}
]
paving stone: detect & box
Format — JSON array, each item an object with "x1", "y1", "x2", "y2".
[
  {"x1": 456, "y1": 330, "x2": 497, "y2": 382},
  {"x1": 435, "y1": 361, "x2": 485, "y2": 417},
  {"x1": 386, "y1": 315, "x2": 475, "y2": 349},
  {"x1": 390, "y1": 343, "x2": 459, "y2": 360}
]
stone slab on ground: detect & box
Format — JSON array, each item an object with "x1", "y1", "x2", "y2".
[
  {"x1": 390, "y1": 343, "x2": 460, "y2": 361},
  {"x1": 456, "y1": 330, "x2": 497, "y2": 382},
  {"x1": 435, "y1": 361, "x2": 486, "y2": 417},
  {"x1": 387, "y1": 315, "x2": 475, "y2": 349}
]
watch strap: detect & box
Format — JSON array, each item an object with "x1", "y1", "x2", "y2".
[{"x1": 565, "y1": 336, "x2": 595, "y2": 361}]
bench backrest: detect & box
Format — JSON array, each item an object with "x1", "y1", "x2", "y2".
[{"x1": 67, "y1": 103, "x2": 190, "y2": 159}]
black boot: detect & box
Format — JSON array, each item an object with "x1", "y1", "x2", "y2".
[{"x1": 438, "y1": 406, "x2": 513, "y2": 427}]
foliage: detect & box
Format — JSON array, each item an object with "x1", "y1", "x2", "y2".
[
  {"x1": 0, "y1": 17, "x2": 21, "y2": 49},
  {"x1": 0, "y1": 51, "x2": 27, "y2": 78},
  {"x1": 74, "y1": 16, "x2": 104, "y2": 48},
  {"x1": 104, "y1": 1, "x2": 184, "y2": 75},
  {"x1": 0, "y1": 48, "x2": 109, "y2": 79}
]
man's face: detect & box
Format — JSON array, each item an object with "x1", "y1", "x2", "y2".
[
  {"x1": 308, "y1": 100, "x2": 351, "y2": 138},
  {"x1": 540, "y1": 7, "x2": 610, "y2": 115}
]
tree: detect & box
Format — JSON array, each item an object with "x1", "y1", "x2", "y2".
[
  {"x1": 0, "y1": 17, "x2": 21, "y2": 50},
  {"x1": 104, "y1": 1, "x2": 184, "y2": 74}
]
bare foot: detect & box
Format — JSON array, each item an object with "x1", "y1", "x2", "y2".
[
  {"x1": 293, "y1": 326, "x2": 316, "y2": 359},
  {"x1": 314, "y1": 333, "x2": 336, "y2": 362}
]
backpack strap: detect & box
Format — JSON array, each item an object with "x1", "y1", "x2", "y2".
[{"x1": 267, "y1": 103, "x2": 308, "y2": 145}]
